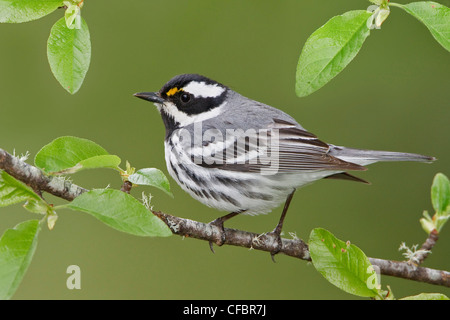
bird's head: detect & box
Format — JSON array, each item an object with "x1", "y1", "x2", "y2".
[{"x1": 134, "y1": 74, "x2": 229, "y2": 128}]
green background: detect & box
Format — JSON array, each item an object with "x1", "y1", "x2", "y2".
[{"x1": 1, "y1": 0, "x2": 449, "y2": 299}]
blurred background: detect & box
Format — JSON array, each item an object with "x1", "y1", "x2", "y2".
[{"x1": 0, "y1": 0, "x2": 449, "y2": 299}]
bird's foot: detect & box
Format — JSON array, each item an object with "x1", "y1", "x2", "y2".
[
  {"x1": 207, "y1": 211, "x2": 241, "y2": 254},
  {"x1": 266, "y1": 228, "x2": 283, "y2": 263},
  {"x1": 207, "y1": 218, "x2": 227, "y2": 253}
]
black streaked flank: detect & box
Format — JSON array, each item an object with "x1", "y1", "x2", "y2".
[
  {"x1": 177, "y1": 162, "x2": 209, "y2": 187},
  {"x1": 244, "y1": 191, "x2": 273, "y2": 201},
  {"x1": 218, "y1": 192, "x2": 240, "y2": 207}
]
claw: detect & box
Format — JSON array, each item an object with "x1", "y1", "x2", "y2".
[
  {"x1": 209, "y1": 241, "x2": 216, "y2": 254},
  {"x1": 267, "y1": 230, "x2": 283, "y2": 262},
  {"x1": 207, "y1": 211, "x2": 241, "y2": 254},
  {"x1": 208, "y1": 219, "x2": 225, "y2": 253},
  {"x1": 270, "y1": 253, "x2": 277, "y2": 263}
]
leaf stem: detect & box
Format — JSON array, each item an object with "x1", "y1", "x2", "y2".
[
  {"x1": 52, "y1": 204, "x2": 69, "y2": 210},
  {"x1": 388, "y1": 2, "x2": 405, "y2": 9}
]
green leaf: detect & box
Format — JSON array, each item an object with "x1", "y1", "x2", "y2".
[
  {"x1": 77, "y1": 155, "x2": 121, "y2": 171},
  {"x1": 0, "y1": 0, "x2": 63, "y2": 23},
  {"x1": 0, "y1": 220, "x2": 40, "y2": 300},
  {"x1": 420, "y1": 210, "x2": 435, "y2": 234},
  {"x1": 67, "y1": 189, "x2": 172, "y2": 237},
  {"x1": 431, "y1": 173, "x2": 450, "y2": 214},
  {"x1": 0, "y1": 171, "x2": 40, "y2": 207},
  {"x1": 401, "y1": 293, "x2": 449, "y2": 300},
  {"x1": 128, "y1": 168, "x2": 173, "y2": 197},
  {"x1": 398, "y1": 1, "x2": 450, "y2": 52},
  {"x1": 309, "y1": 228, "x2": 380, "y2": 297},
  {"x1": 64, "y1": 2, "x2": 80, "y2": 29},
  {"x1": 34, "y1": 136, "x2": 121, "y2": 174},
  {"x1": 57, "y1": 155, "x2": 122, "y2": 174},
  {"x1": 295, "y1": 10, "x2": 372, "y2": 97},
  {"x1": 47, "y1": 16, "x2": 91, "y2": 94}
]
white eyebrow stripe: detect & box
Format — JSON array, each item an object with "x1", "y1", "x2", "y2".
[{"x1": 183, "y1": 81, "x2": 226, "y2": 98}]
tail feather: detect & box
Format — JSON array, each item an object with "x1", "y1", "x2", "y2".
[
  {"x1": 329, "y1": 145, "x2": 436, "y2": 166},
  {"x1": 324, "y1": 172, "x2": 370, "y2": 184}
]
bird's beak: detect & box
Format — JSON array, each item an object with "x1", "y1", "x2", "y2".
[{"x1": 133, "y1": 92, "x2": 165, "y2": 104}]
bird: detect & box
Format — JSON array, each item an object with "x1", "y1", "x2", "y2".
[{"x1": 134, "y1": 73, "x2": 435, "y2": 257}]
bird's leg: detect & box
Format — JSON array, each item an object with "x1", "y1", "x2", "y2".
[
  {"x1": 208, "y1": 210, "x2": 242, "y2": 253},
  {"x1": 268, "y1": 189, "x2": 296, "y2": 262}
]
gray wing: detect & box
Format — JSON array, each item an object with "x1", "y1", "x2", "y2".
[{"x1": 185, "y1": 117, "x2": 366, "y2": 174}]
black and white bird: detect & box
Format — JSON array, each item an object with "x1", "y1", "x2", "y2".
[{"x1": 135, "y1": 74, "x2": 434, "y2": 255}]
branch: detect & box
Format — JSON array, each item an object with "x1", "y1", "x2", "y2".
[
  {"x1": 153, "y1": 211, "x2": 311, "y2": 260},
  {"x1": 153, "y1": 211, "x2": 450, "y2": 287},
  {"x1": 369, "y1": 258, "x2": 450, "y2": 287},
  {"x1": 0, "y1": 148, "x2": 86, "y2": 201},
  {"x1": 415, "y1": 230, "x2": 439, "y2": 265},
  {"x1": 1, "y1": 148, "x2": 449, "y2": 288}
]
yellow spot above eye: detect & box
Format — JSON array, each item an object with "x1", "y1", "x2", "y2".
[{"x1": 166, "y1": 87, "x2": 181, "y2": 97}]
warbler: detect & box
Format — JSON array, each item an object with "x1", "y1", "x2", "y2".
[{"x1": 135, "y1": 74, "x2": 434, "y2": 256}]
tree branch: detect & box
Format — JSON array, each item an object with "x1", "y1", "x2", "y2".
[
  {"x1": 1, "y1": 147, "x2": 449, "y2": 288},
  {"x1": 153, "y1": 211, "x2": 311, "y2": 260},
  {"x1": 369, "y1": 258, "x2": 450, "y2": 287},
  {"x1": 0, "y1": 148, "x2": 86, "y2": 201}
]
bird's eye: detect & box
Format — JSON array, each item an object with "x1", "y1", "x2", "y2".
[{"x1": 180, "y1": 92, "x2": 191, "y2": 103}]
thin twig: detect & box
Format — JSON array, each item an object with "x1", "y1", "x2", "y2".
[
  {"x1": 369, "y1": 258, "x2": 450, "y2": 287},
  {"x1": 415, "y1": 230, "x2": 439, "y2": 265}
]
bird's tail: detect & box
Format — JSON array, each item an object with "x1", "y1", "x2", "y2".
[{"x1": 329, "y1": 145, "x2": 436, "y2": 166}]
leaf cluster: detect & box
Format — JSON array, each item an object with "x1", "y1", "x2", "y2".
[
  {"x1": 295, "y1": 1, "x2": 449, "y2": 97},
  {"x1": 0, "y1": 0, "x2": 90, "y2": 94},
  {"x1": 309, "y1": 224, "x2": 449, "y2": 300},
  {"x1": 0, "y1": 136, "x2": 173, "y2": 299}
]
